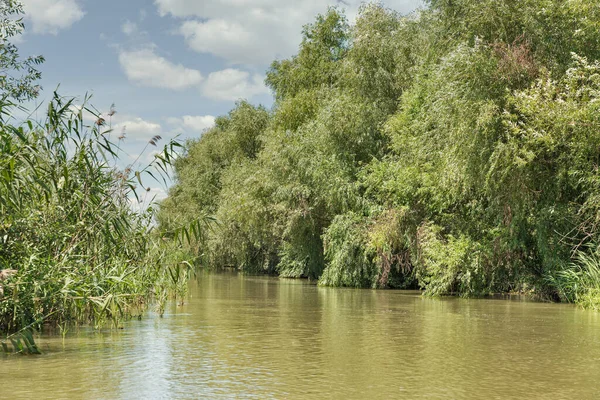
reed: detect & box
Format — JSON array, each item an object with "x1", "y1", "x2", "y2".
[
  {"x1": 0, "y1": 92, "x2": 195, "y2": 344},
  {"x1": 549, "y1": 248, "x2": 600, "y2": 310}
]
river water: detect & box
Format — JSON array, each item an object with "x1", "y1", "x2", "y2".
[{"x1": 2, "y1": 271, "x2": 600, "y2": 399}]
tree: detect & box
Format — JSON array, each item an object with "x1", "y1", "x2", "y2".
[
  {"x1": 0, "y1": 0, "x2": 44, "y2": 102},
  {"x1": 161, "y1": 0, "x2": 600, "y2": 306}
]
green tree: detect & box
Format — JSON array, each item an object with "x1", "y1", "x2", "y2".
[
  {"x1": 161, "y1": 0, "x2": 600, "y2": 307},
  {"x1": 0, "y1": 0, "x2": 44, "y2": 102}
]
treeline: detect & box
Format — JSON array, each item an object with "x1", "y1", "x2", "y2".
[{"x1": 159, "y1": 0, "x2": 600, "y2": 307}]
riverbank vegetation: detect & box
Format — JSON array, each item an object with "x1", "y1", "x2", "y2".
[
  {"x1": 1, "y1": 94, "x2": 190, "y2": 335},
  {"x1": 159, "y1": 0, "x2": 600, "y2": 308},
  {"x1": 0, "y1": 2, "x2": 193, "y2": 349}
]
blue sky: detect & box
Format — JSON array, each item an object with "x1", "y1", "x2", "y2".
[{"x1": 15, "y1": 0, "x2": 422, "y2": 202}]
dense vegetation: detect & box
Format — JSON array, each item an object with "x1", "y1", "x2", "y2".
[
  {"x1": 0, "y1": 95, "x2": 191, "y2": 335},
  {"x1": 160, "y1": 0, "x2": 600, "y2": 308},
  {"x1": 0, "y1": 2, "x2": 192, "y2": 350}
]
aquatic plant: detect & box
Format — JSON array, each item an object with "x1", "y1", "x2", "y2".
[
  {"x1": 548, "y1": 248, "x2": 600, "y2": 310},
  {"x1": 0, "y1": 92, "x2": 194, "y2": 337}
]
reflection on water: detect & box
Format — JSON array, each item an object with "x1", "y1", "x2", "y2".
[{"x1": 2, "y1": 271, "x2": 600, "y2": 399}]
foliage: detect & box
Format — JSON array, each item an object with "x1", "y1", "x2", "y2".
[
  {"x1": 266, "y1": 8, "x2": 349, "y2": 102},
  {"x1": 1, "y1": 329, "x2": 40, "y2": 355},
  {"x1": 157, "y1": 101, "x2": 270, "y2": 263},
  {"x1": 160, "y1": 1, "x2": 600, "y2": 308},
  {"x1": 321, "y1": 213, "x2": 376, "y2": 288},
  {"x1": 0, "y1": 93, "x2": 191, "y2": 336},
  {"x1": 0, "y1": 0, "x2": 44, "y2": 101},
  {"x1": 549, "y1": 247, "x2": 600, "y2": 310}
]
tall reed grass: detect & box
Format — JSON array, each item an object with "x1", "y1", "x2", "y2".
[
  {"x1": 0, "y1": 93, "x2": 197, "y2": 352},
  {"x1": 549, "y1": 247, "x2": 600, "y2": 310}
]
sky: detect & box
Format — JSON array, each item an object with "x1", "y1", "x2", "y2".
[{"x1": 15, "y1": 0, "x2": 423, "y2": 204}]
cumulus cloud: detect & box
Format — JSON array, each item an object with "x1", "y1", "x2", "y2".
[
  {"x1": 68, "y1": 106, "x2": 160, "y2": 140},
  {"x1": 182, "y1": 115, "x2": 216, "y2": 131},
  {"x1": 202, "y1": 69, "x2": 269, "y2": 101},
  {"x1": 117, "y1": 45, "x2": 267, "y2": 101},
  {"x1": 154, "y1": 0, "x2": 422, "y2": 66},
  {"x1": 113, "y1": 117, "x2": 162, "y2": 141},
  {"x1": 118, "y1": 48, "x2": 203, "y2": 90},
  {"x1": 21, "y1": 0, "x2": 85, "y2": 35},
  {"x1": 177, "y1": 18, "x2": 286, "y2": 66},
  {"x1": 168, "y1": 115, "x2": 216, "y2": 132}
]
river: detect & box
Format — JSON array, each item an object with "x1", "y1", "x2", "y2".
[{"x1": 2, "y1": 271, "x2": 600, "y2": 399}]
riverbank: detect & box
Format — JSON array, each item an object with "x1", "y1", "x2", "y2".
[{"x1": 159, "y1": 2, "x2": 600, "y2": 308}]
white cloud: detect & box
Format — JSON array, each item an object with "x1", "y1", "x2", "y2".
[
  {"x1": 70, "y1": 102, "x2": 169, "y2": 143},
  {"x1": 21, "y1": 0, "x2": 85, "y2": 35},
  {"x1": 122, "y1": 20, "x2": 138, "y2": 36},
  {"x1": 178, "y1": 19, "x2": 280, "y2": 66},
  {"x1": 168, "y1": 115, "x2": 216, "y2": 132},
  {"x1": 202, "y1": 69, "x2": 269, "y2": 101},
  {"x1": 118, "y1": 48, "x2": 203, "y2": 90},
  {"x1": 113, "y1": 117, "x2": 162, "y2": 141},
  {"x1": 154, "y1": 0, "x2": 422, "y2": 67},
  {"x1": 118, "y1": 47, "x2": 267, "y2": 100},
  {"x1": 182, "y1": 115, "x2": 216, "y2": 131}
]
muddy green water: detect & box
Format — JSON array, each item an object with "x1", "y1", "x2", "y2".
[{"x1": 2, "y1": 272, "x2": 600, "y2": 399}]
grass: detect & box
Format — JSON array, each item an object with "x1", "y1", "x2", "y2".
[
  {"x1": 548, "y1": 248, "x2": 600, "y2": 310},
  {"x1": 0, "y1": 92, "x2": 197, "y2": 352}
]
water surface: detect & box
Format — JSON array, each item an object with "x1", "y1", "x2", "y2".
[{"x1": 2, "y1": 271, "x2": 600, "y2": 399}]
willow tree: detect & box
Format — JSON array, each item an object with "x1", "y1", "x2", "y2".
[{"x1": 161, "y1": 0, "x2": 600, "y2": 307}]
